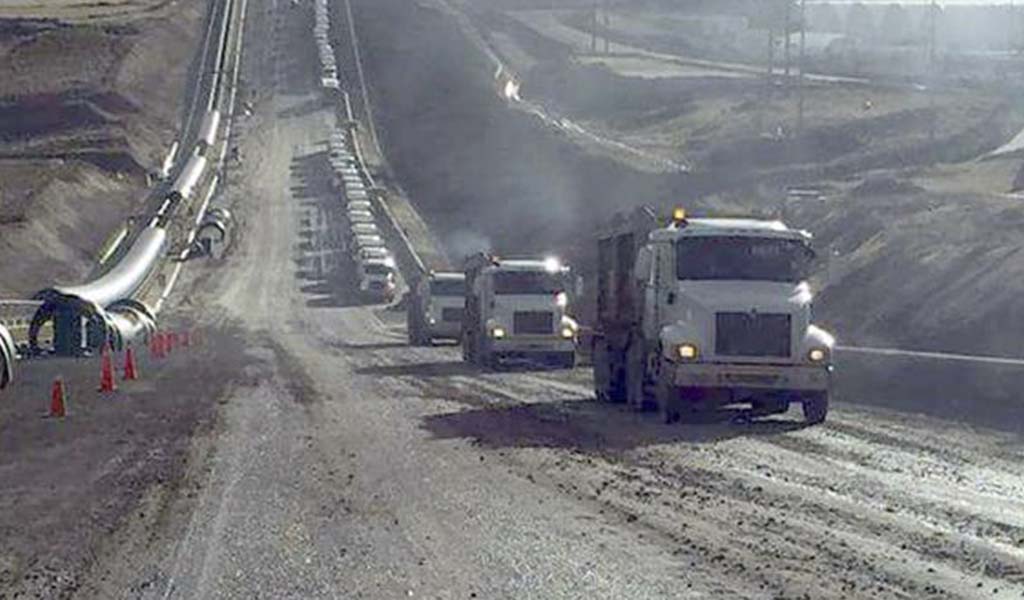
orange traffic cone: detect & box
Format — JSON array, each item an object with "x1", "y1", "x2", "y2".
[
  {"x1": 149, "y1": 333, "x2": 163, "y2": 359},
  {"x1": 123, "y1": 346, "x2": 138, "y2": 381},
  {"x1": 99, "y1": 346, "x2": 116, "y2": 393},
  {"x1": 50, "y1": 378, "x2": 67, "y2": 418}
]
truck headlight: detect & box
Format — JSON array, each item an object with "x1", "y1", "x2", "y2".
[
  {"x1": 808, "y1": 348, "x2": 829, "y2": 363},
  {"x1": 676, "y1": 343, "x2": 699, "y2": 361},
  {"x1": 491, "y1": 326, "x2": 507, "y2": 339},
  {"x1": 560, "y1": 325, "x2": 575, "y2": 339}
]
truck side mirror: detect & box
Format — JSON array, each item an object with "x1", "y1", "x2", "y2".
[{"x1": 667, "y1": 292, "x2": 676, "y2": 305}]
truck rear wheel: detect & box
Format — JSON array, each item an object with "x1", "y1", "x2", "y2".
[
  {"x1": 625, "y1": 343, "x2": 654, "y2": 412},
  {"x1": 802, "y1": 392, "x2": 829, "y2": 425},
  {"x1": 593, "y1": 341, "x2": 626, "y2": 403}
]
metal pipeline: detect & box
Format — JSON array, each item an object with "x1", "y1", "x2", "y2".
[{"x1": 0, "y1": 323, "x2": 14, "y2": 390}]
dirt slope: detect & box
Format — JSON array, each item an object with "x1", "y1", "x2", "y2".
[{"x1": 0, "y1": 0, "x2": 205, "y2": 297}]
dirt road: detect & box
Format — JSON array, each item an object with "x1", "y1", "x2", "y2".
[{"x1": 49, "y1": 1, "x2": 1023, "y2": 598}]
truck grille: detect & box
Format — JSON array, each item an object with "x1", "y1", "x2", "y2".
[
  {"x1": 513, "y1": 311, "x2": 554, "y2": 335},
  {"x1": 715, "y1": 312, "x2": 791, "y2": 358},
  {"x1": 441, "y1": 307, "x2": 464, "y2": 323}
]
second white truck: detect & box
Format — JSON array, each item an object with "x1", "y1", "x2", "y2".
[
  {"x1": 461, "y1": 253, "x2": 578, "y2": 368},
  {"x1": 407, "y1": 271, "x2": 466, "y2": 345}
]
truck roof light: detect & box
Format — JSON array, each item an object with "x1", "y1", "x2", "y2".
[
  {"x1": 544, "y1": 256, "x2": 561, "y2": 273},
  {"x1": 672, "y1": 207, "x2": 687, "y2": 225}
]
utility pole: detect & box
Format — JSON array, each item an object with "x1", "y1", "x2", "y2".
[
  {"x1": 798, "y1": 0, "x2": 806, "y2": 137},
  {"x1": 603, "y1": 1, "x2": 610, "y2": 55},
  {"x1": 928, "y1": 0, "x2": 937, "y2": 142},
  {"x1": 784, "y1": 0, "x2": 792, "y2": 78}
]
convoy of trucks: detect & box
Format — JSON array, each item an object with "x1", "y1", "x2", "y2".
[
  {"x1": 590, "y1": 207, "x2": 834, "y2": 424},
  {"x1": 396, "y1": 204, "x2": 835, "y2": 424}
]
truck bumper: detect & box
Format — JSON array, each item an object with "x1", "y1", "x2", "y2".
[
  {"x1": 670, "y1": 362, "x2": 832, "y2": 393},
  {"x1": 491, "y1": 336, "x2": 576, "y2": 356},
  {"x1": 427, "y1": 321, "x2": 461, "y2": 340}
]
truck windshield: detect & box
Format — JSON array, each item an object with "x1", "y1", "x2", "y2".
[
  {"x1": 431, "y1": 280, "x2": 465, "y2": 296},
  {"x1": 676, "y1": 237, "x2": 813, "y2": 282},
  {"x1": 493, "y1": 272, "x2": 563, "y2": 295}
]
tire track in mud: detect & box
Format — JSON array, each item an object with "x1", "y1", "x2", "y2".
[{"x1": 329, "y1": 342, "x2": 1024, "y2": 597}]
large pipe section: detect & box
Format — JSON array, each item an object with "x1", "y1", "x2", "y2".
[
  {"x1": 30, "y1": 228, "x2": 167, "y2": 354},
  {"x1": 196, "y1": 110, "x2": 221, "y2": 155},
  {"x1": 105, "y1": 299, "x2": 158, "y2": 351},
  {"x1": 0, "y1": 323, "x2": 14, "y2": 390},
  {"x1": 172, "y1": 153, "x2": 208, "y2": 203},
  {"x1": 43, "y1": 228, "x2": 167, "y2": 310},
  {"x1": 158, "y1": 141, "x2": 180, "y2": 180}
]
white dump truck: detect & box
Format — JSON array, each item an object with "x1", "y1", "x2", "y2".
[
  {"x1": 592, "y1": 208, "x2": 834, "y2": 424},
  {"x1": 407, "y1": 271, "x2": 466, "y2": 346},
  {"x1": 461, "y1": 253, "x2": 578, "y2": 368}
]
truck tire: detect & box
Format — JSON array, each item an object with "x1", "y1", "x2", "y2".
[
  {"x1": 407, "y1": 314, "x2": 423, "y2": 346},
  {"x1": 593, "y1": 341, "x2": 625, "y2": 403},
  {"x1": 625, "y1": 342, "x2": 654, "y2": 412},
  {"x1": 655, "y1": 360, "x2": 681, "y2": 424},
  {"x1": 802, "y1": 392, "x2": 828, "y2": 425},
  {"x1": 461, "y1": 331, "x2": 472, "y2": 363}
]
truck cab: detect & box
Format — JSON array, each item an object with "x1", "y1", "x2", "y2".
[
  {"x1": 593, "y1": 208, "x2": 834, "y2": 424},
  {"x1": 407, "y1": 271, "x2": 466, "y2": 345},
  {"x1": 462, "y1": 254, "x2": 578, "y2": 368}
]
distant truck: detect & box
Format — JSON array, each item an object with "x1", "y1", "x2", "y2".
[
  {"x1": 592, "y1": 208, "x2": 833, "y2": 424},
  {"x1": 407, "y1": 271, "x2": 466, "y2": 346},
  {"x1": 461, "y1": 253, "x2": 578, "y2": 368},
  {"x1": 356, "y1": 258, "x2": 397, "y2": 302}
]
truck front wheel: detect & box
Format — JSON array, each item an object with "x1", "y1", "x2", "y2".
[
  {"x1": 552, "y1": 352, "x2": 575, "y2": 369},
  {"x1": 802, "y1": 392, "x2": 829, "y2": 425},
  {"x1": 655, "y1": 374, "x2": 681, "y2": 424}
]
